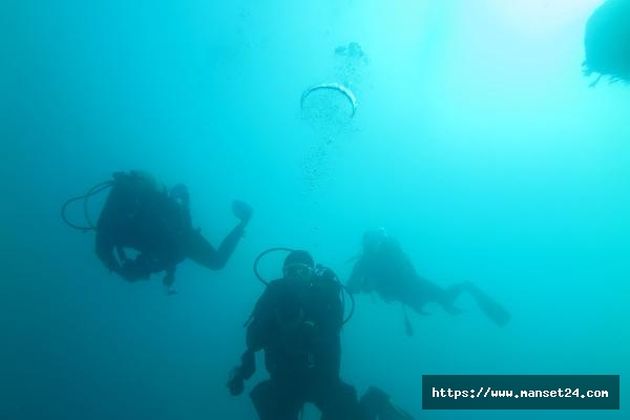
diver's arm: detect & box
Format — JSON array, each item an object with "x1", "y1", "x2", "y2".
[
  {"x1": 237, "y1": 348, "x2": 256, "y2": 379},
  {"x1": 95, "y1": 227, "x2": 148, "y2": 282},
  {"x1": 228, "y1": 286, "x2": 273, "y2": 396},
  {"x1": 185, "y1": 222, "x2": 246, "y2": 270},
  {"x1": 95, "y1": 231, "x2": 122, "y2": 274},
  {"x1": 185, "y1": 200, "x2": 252, "y2": 271},
  {"x1": 214, "y1": 221, "x2": 248, "y2": 268},
  {"x1": 227, "y1": 347, "x2": 255, "y2": 396},
  {"x1": 245, "y1": 285, "x2": 275, "y2": 352}
]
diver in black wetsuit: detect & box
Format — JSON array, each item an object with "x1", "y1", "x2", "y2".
[
  {"x1": 227, "y1": 250, "x2": 414, "y2": 420},
  {"x1": 95, "y1": 170, "x2": 252, "y2": 291},
  {"x1": 347, "y1": 229, "x2": 510, "y2": 329},
  {"x1": 584, "y1": 0, "x2": 630, "y2": 85}
]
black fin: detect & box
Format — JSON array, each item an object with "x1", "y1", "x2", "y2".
[{"x1": 467, "y1": 284, "x2": 511, "y2": 327}]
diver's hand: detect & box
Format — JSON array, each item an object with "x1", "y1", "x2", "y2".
[
  {"x1": 317, "y1": 266, "x2": 338, "y2": 282},
  {"x1": 163, "y1": 271, "x2": 177, "y2": 295},
  {"x1": 232, "y1": 200, "x2": 253, "y2": 226},
  {"x1": 227, "y1": 368, "x2": 245, "y2": 396},
  {"x1": 240, "y1": 349, "x2": 256, "y2": 378}
]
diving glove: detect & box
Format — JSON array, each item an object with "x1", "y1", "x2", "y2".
[{"x1": 232, "y1": 200, "x2": 253, "y2": 225}]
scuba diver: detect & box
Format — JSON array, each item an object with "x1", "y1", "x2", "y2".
[
  {"x1": 347, "y1": 229, "x2": 510, "y2": 333},
  {"x1": 227, "y1": 249, "x2": 414, "y2": 420},
  {"x1": 584, "y1": 0, "x2": 630, "y2": 85},
  {"x1": 63, "y1": 170, "x2": 252, "y2": 292}
]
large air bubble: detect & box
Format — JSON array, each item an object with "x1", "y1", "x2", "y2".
[{"x1": 300, "y1": 83, "x2": 357, "y2": 140}]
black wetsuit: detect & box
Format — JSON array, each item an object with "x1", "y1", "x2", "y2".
[
  {"x1": 347, "y1": 237, "x2": 511, "y2": 328},
  {"x1": 95, "y1": 171, "x2": 245, "y2": 282},
  {"x1": 584, "y1": 0, "x2": 630, "y2": 83},
  {"x1": 241, "y1": 270, "x2": 366, "y2": 420},
  {"x1": 347, "y1": 239, "x2": 456, "y2": 315}
]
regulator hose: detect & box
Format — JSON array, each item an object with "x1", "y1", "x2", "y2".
[{"x1": 61, "y1": 180, "x2": 114, "y2": 232}]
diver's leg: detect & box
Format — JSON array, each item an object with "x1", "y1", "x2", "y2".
[
  {"x1": 440, "y1": 282, "x2": 470, "y2": 314},
  {"x1": 460, "y1": 282, "x2": 511, "y2": 326},
  {"x1": 413, "y1": 278, "x2": 465, "y2": 315},
  {"x1": 318, "y1": 381, "x2": 364, "y2": 420},
  {"x1": 397, "y1": 278, "x2": 459, "y2": 316},
  {"x1": 419, "y1": 279, "x2": 511, "y2": 326},
  {"x1": 184, "y1": 223, "x2": 245, "y2": 270},
  {"x1": 250, "y1": 380, "x2": 301, "y2": 420}
]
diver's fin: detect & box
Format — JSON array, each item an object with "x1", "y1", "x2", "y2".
[
  {"x1": 361, "y1": 387, "x2": 415, "y2": 420},
  {"x1": 466, "y1": 284, "x2": 511, "y2": 327},
  {"x1": 384, "y1": 405, "x2": 415, "y2": 420}
]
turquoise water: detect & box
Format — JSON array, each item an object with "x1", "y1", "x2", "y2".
[{"x1": 2, "y1": 0, "x2": 628, "y2": 419}]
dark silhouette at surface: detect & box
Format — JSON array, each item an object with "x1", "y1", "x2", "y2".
[
  {"x1": 95, "y1": 171, "x2": 252, "y2": 290},
  {"x1": 348, "y1": 229, "x2": 510, "y2": 331},
  {"x1": 228, "y1": 250, "x2": 413, "y2": 420},
  {"x1": 584, "y1": 0, "x2": 630, "y2": 85}
]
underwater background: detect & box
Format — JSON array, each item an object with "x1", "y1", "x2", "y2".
[{"x1": 2, "y1": 0, "x2": 628, "y2": 419}]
